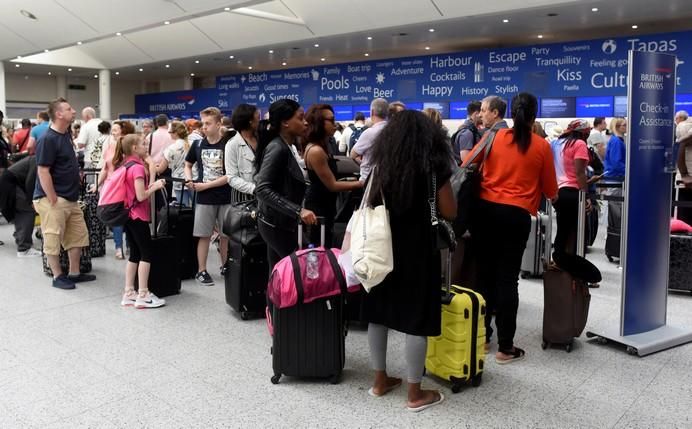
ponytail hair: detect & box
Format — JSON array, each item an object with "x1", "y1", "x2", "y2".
[
  {"x1": 255, "y1": 99, "x2": 301, "y2": 171},
  {"x1": 112, "y1": 134, "x2": 140, "y2": 168},
  {"x1": 510, "y1": 92, "x2": 538, "y2": 154}
]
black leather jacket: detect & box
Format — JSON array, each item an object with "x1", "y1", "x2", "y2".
[{"x1": 255, "y1": 137, "x2": 306, "y2": 231}]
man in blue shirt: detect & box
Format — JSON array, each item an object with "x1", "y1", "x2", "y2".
[
  {"x1": 27, "y1": 111, "x2": 50, "y2": 155},
  {"x1": 33, "y1": 98, "x2": 95, "y2": 289}
]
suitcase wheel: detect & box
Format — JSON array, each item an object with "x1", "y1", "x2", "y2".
[
  {"x1": 471, "y1": 374, "x2": 482, "y2": 388},
  {"x1": 541, "y1": 340, "x2": 549, "y2": 350},
  {"x1": 520, "y1": 271, "x2": 528, "y2": 279},
  {"x1": 240, "y1": 311, "x2": 250, "y2": 321},
  {"x1": 271, "y1": 374, "x2": 281, "y2": 385},
  {"x1": 565, "y1": 343, "x2": 572, "y2": 353},
  {"x1": 330, "y1": 374, "x2": 341, "y2": 385},
  {"x1": 451, "y1": 383, "x2": 462, "y2": 394}
]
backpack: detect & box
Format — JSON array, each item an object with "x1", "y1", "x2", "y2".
[
  {"x1": 96, "y1": 161, "x2": 138, "y2": 227},
  {"x1": 348, "y1": 124, "x2": 367, "y2": 152},
  {"x1": 451, "y1": 123, "x2": 483, "y2": 149}
]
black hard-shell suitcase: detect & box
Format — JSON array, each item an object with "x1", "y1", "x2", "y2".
[
  {"x1": 669, "y1": 234, "x2": 692, "y2": 293},
  {"x1": 41, "y1": 199, "x2": 92, "y2": 276},
  {"x1": 158, "y1": 203, "x2": 197, "y2": 279},
  {"x1": 137, "y1": 190, "x2": 181, "y2": 297},
  {"x1": 605, "y1": 187, "x2": 623, "y2": 262},
  {"x1": 270, "y1": 223, "x2": 347, "y2": 385},
  {"x1": 225, "y1": 238, "x2": 268, "y2": 319}
]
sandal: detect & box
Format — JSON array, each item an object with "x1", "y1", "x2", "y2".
[
  {"x1": 368, "y1": 380, "x2": 402, "y2": 398},
  {"x1": 496, "y1": 347, "x2": 525, "y2": 365},
  {"x1": 406, "y1": 391, "x2": 445, "y2": 413}
]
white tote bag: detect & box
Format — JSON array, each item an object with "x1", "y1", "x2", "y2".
[{"x1": 349, "y1": 171, "x2": 394, "y2": 292}]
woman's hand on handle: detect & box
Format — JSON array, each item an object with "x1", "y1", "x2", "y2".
[{"x1": 300, "y1": 208, "x2": 317, "y2": 225}]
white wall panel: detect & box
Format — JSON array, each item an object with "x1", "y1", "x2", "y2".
[
  {"x1": 5, "y1": 74, "x2": 57, "y2": 103},
  {"x1": 125, "y1": 21, "x2": 221, "y2": 61}
]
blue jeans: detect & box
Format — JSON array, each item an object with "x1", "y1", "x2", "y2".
[{"x1": 113, "y1": 226, "x2": 124, "y2": 250}]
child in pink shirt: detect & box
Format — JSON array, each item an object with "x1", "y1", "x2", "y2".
[{"x1": 112, "y1": 134, "x2": 167, "y2": 309}]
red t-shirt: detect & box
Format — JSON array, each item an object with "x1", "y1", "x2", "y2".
[
  {"x1": 12, "y1": 128, "x2": 31, "y2": 152},
  {"x1": 123, "y1": 155, "x2": 151, "y2": 222}
]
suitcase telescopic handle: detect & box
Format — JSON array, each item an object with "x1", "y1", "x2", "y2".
[
  {"x1": 577, "y1": 190, "x2": 586, "y2": 258},
  {"x1": 441, "y1": 249, "x2": 454, "y2": 305},
  {"x1": 544, "y1": 199, "x2": 553, "y2": 268},
  {"x1": 297, "y1": 216, "x2": 326, "y2": 249}
]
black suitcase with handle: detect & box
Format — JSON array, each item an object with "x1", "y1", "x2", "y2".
[
  {"x1": 269, "y1": 223, "x2": 348, "y2": 385},
  {"x1": 669, "y1": 234, "x2": 692, "y2": 293},
  {"x1": 225, "y1": 236, "x2": 268, "y2": 319}
]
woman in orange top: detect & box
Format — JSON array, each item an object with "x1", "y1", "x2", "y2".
[{"x1": 466, "y1": 92, "x2": 558, "y2": 364}]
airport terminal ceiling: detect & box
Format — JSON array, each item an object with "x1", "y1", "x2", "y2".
[{"x1": 2, "y1": 0, "x2": 692, "y2": 79}]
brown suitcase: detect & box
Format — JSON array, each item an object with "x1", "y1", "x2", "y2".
[{"x1": 541, "y1": 265, "x2": 591, "y2": 352}]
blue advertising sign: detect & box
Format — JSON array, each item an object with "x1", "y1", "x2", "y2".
[
  {"x1": 576, "y1": 96, "x2": 615, "y2": 117},
  {"x1": 334, "y1": 105, "x2": 353, "y2": 121},
  {"x1": 541, "y1": 97, "x2": 576, "y2": 118},
  {"x1": 621, "y1": 50, "x2": 677, "y2": 336},
  {"x1": 134, "y1": 89, "x2": 221, "y2": 115},
  {"x1": 449, "y1": 101, "x2": 469, "y2": 119},
  {"x1": 352, "y1": 104, "x2": 370, "y2": 117},
  {"x1": 423, "y1": 102, "x2": 450, "y2": 119},
  {"x1": 676, "y1": 93, "x2": 692, "y2": 110},
  {"x1": 614, "y1": 96, "x2": 629, "y2": 117},
  {"x1": 216, "y1": 30, "x2": 692, "y2": 115}
]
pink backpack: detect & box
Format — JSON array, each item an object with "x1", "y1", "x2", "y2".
[
  {"x1": 96, "y1": 161, "x2": 137, "y2": 227},
  {"x1": 266, "y1": 247, "x2": 359, "y2": 334}
]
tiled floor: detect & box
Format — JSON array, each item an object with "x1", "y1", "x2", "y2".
[{"x1": 1, "y1": 220, "x2": 692, "y2": 428}]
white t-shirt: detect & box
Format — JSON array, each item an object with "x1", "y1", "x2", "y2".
[
  {"x1": 163, "y1": 139, "x2": 189, "y2": 191},
  {"x1": 75, "y1": 118, "x2": 102, "y2": 164}
]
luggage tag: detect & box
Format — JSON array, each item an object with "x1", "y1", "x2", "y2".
[{"x1": 326, "y1": 299, "x2": 332, "y2": 311}]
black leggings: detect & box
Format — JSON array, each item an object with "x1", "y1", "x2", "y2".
[
  {"x1": 258, "y1": 219, "x2": 298, "y2": 273},
  {"x1": 471, "y1": 199, "x2": 531, "y2": 352},
  {"x1": 124, "y1": 219, "x2": 152, "y2": 263},
  {"x1": 554, "y1": 187, "x2": 580, "y2": 256}
]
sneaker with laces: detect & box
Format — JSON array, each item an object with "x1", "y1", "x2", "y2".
[
  {"x1": 120, "y1": 290, "x2": 137, "y2": 307},
  {"x1": 195, "y1": 270, "x2": 214, "y2": 286},
  {"x1": 17, "y1": 248, "x2": 42, "y2": 258},
  {"x1": 52, "y1": 275, "x2": 76, "y2": 290},
  {"x1": 134, "y1": 292, "x2": 166, "y2": 309}
]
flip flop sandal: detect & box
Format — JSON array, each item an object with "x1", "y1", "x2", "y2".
[
  {"x1": 406, "y1": 392, "x2": 445, "y2": 413},
  {"x1": 496, "y1": 347, "x2": 526, "y2": 365},
  {"x1": 368, "y1": 380, "x2": 402, "y2": 397}
]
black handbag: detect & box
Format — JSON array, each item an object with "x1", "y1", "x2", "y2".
[
  {"x1": 451, "y1": 131, "x2": 496, "y2": 236},
  {"x1": 428, "y1": 172, "x2": 456, "y2": 251},
  {"x1": 223, "y1": 199, "x2": 260, "y2": 245}
]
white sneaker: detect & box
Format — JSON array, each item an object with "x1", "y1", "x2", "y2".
[
  {"x1": 120, "y1": 291, "x2": 137, "y2": 307},
  {"x1": 134, "y1": 292, "x2": 166, "y2": 309},
  {"x1": 17, "y1": 248, "x2": 42, "y2": 258}
]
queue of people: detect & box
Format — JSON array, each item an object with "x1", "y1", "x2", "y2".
[{"x1": 3, "y1": 91, "x2": 684, "y2": 414}]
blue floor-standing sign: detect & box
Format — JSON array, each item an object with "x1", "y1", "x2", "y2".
[{"x1": 587, "y1": 51, "x2": 692, "y2": 356}]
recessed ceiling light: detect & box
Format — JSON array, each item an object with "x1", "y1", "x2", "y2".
[
  {"x1": 164, "y1": 21, "x2": 170, "y2": 25},
  {"x1": 282, "y1": 62, "x2": 287, "y2": 66},
  {"x1": 364, "y1": 53, "x2": 369, "y2": 57},
  {"x1": 425, "y1": 46, "x2": 431, "y2": 50},
  {"x1": 367, "y1": 36, "x2": 373, "y2": 40},
  {"x1": 229, "y1": 55, "x2": 235, "y2": 59},
  {"x1": 269, "y1": 50, "x2": 274, "y2": 54},
  {"x1": 165, "y1": 64, "x2": 170, "y2": 68},
  {"x1": 138, "y1": 68, "x2": 143, "y2": 72},
  {"x1": 632, "y1": 24, "x2": 638, "y2": 29},
  {"x1": 20, "y1": 10, "x2": 37, "y2": 20},
  {"x1": 592, "y1": 7, "x2": 599, "y2": 12},
  {"x1": 314, "y1": 43, "x2": 319, "y2": 47},
  {"x1": 44, "y1": 49, "x2": 49, "y2": 53},
  {"x1": 320, "y1": 58, "x2": 326, "y2": 61},
  {"x1": 67, "y1": 68, "x2": 72, "y2": 71},
  {"x1": 248, "y1": 66, "x2": 253, "y2": 70},
  {"x1": 502, "y1": 19, "x2": 509, "y2": 23},
  {"x1": 195, "y1": 60, "x2": 200, "y2": 64},
  {"x1": 93, "y1": 74, "x2": 98, "y2": 78},
  {"x1": 15, "y1": 64, "x2": 20, "y2": 68},
  {"x1": 224, "y1": 7, "x2": 230, "y2": 11},
  {"x1": 428, "y1": 28, "x2": 435, "y2": 32},
  {"x1": 116, "y1": 32, "x2": 122, "y2": 36},
  {"x1": 537, "y1": 34, "x2": 544, "y2": 39},
  {"x1": 16, "y1": 56, "x2": 22, "y2": 59},
  {"x1": 48, "y1": 72, "x2": 52, "y2": 76},
  {"x1": 77, "y1": 41, "x2": 82, "y2": 45},
  {"x1": 190, "y1": 73, "x2": 195, "y2": 77},
  {"x1": 115, "y1": 71, "x2": 120, "y2": 75}
]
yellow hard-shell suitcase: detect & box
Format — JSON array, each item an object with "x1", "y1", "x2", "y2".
[{"x1": 426, "y1": 251, "x2": 485, "y2": 393}]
